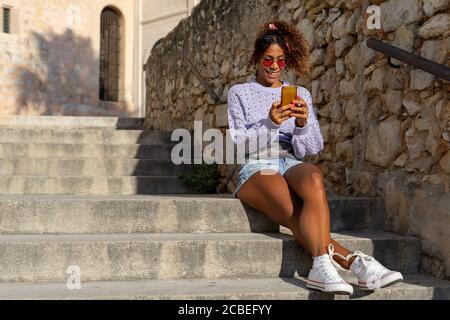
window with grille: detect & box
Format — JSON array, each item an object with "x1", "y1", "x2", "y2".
[
  {"x1": 3, "y1": 7, "x2": 11, "y2": 34},
  {"x1": 99, "y1": 8, "x2": 121, "y2": 102}
]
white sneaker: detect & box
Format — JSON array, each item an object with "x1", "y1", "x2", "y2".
[
  {"x1": 348, "y1": 251, "x2": 404, "y2": 290},
  {"x1": 305, "y1": 253, "x2": 354, "y2": 295}
]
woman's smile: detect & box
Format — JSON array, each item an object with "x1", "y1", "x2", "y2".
[{"x1": 264, "y1": 69, "x2": 280, "y2": 79}]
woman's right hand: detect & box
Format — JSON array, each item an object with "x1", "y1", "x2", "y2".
[{"x1": 269, "y1": 101, "x2": 292, "y2": 125}]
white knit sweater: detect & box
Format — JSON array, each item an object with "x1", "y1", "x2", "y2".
[{"x1": 227, "y1": 77, "x2": 324, "y2": 160}]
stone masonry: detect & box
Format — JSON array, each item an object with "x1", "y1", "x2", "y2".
[
  {"x1": 0, "y1": 0, "x2": 136, "y2": 116},
  {"x1": 0, "y1": 0, "x2": 200, "y2": 117},
  {"x1": 144, "y1": 0, "x2": 450, "y2": 279}
]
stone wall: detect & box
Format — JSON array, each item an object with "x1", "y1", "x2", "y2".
[
  {"x1": 0, "y1": 0, "x2": 136, "y2": 116},
  {"x1": 144, "y1": 0, "x2": 450, "y2": 279},
  {"x1": 137, "y1": 0, "x2": 201, "y2": 117}
]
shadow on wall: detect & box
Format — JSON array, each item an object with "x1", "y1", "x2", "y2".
[{"x1": 14, "y1": 29, "x2": 129, "y2": 116}]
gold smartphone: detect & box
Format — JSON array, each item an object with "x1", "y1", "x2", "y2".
[{"x1": 281, "y1": 86, "x2": 297, "y2": 107}]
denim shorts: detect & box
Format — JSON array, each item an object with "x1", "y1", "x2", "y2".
[{"x1": 233, "y1": 156, "x2": 304, "y2": 198}]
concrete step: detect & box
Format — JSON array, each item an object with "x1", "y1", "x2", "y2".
[
  {"x1": 0, "y1": 274, "x2": 448, "y2": 300},
  {"x1": 0, "y1": 142, "x2": 176, "y2": 159},
  {"x1": 0, "y1": 116, "x2": 144, "y2": 129},
  {"x1": 0, "y1": 128, "x2": 174, "y2": 145},
  {"x1": 0, "y1": 232, "x2": 420, "y2": 282},
  {"x1": 0, "y1": 176, "x2": 197, "y2": 195},
  {"x1": 0, "y1": 159, "x2": 193, "y2": 177},
  {"x1": 0, "y1": 195, "x2": 383, "y2": 234}
]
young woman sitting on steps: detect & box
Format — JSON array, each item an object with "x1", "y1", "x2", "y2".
[{"x1": 227, "y1": 20, "x2": 403, "y2": 295}]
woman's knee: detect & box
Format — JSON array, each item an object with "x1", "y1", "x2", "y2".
[
  {"x1": 300, "y1": 165, "x2": 325, "y2": 194},
  {"x1": 286, "y1": 164, "x2": 327, "y2": 200},
  {"x1": 305, "y1": 169, "x2": 326, "y2": 193}
]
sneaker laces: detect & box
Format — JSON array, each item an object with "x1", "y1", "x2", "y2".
[
  {"x1": 316, "y1": 255, "x2": 344, "y2": 283},
  {"x1": 327, "y1": 244, "x2": 350, "y2": 272},
  {"x1": 346, "y1": 251, "x2": 386, "y2": 277},
  {"x1": 327, "y1": 245, "x2": 383, "y2": 273},
  {"x1": 347, "y1": 251, "x2": 373, "y2": 267}
]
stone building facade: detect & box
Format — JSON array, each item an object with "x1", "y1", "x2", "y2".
[
  {"x1": 144, "y1": 0, "x2": 450, "y2": 279},
  {"x1": 0, "y1": 0, "x2": 200, "y2": 116}
]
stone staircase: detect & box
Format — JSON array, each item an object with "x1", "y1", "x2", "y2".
[
  {"x1": 0, "y1": 116, "x2": 195, "y2": 195},
  {"x1": 0, "y1": 116, "x2": 449, "y2": 300}
]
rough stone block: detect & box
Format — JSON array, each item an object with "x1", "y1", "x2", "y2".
[{"x1": 215, "y1": 104, "x2": 229, "y2": 128}]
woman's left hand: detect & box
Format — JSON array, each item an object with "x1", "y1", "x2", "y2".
[{"x1": 290, "y1": 96, "x2": 309, "y2": 127}]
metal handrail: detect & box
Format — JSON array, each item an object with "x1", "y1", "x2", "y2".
[
  {"x1": 184, "y1": 57, "x2": 222, "y2": 104},
  {"x1": 366, "y1": 38, "x2": 450, "y2": 82}
]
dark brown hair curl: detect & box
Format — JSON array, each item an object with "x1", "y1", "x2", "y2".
[{"x1": 248, "y1": 20, "x2": 311, "y2": 80}]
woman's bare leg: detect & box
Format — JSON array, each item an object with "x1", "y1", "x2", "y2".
[
  {"x1": 236, "y1": 168, "x2": 356, "y2": 270},
  {"x1": 236, "y1": 169, "x2": 310, "y2": 253},
  {"x1": 284, "y1": 163, "x2": 356, "y2": 269}
]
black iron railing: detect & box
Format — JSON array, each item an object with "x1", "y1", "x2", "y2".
[
  {"x1": 367, "y1": 38, "x2": 450, "y2": 82},
  {"x1": 184, "y1": 57, "x2": 222, "y2": 104}
]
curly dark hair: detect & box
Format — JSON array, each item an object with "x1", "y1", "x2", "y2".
[{"x1": 248, "y1": 20, "x2": 311, "y2": 80}]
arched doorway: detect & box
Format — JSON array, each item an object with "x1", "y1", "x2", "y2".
[{"x1": 99, "y1": 7, "x2": 122, "y2": 102}]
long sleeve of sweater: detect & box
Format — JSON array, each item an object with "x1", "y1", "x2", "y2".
[
  {"x1": 290, "y1": 87, "x2": 324, "y2": 159},
  {"x1": 227, "y1": 85, "x2": 280, "y2": 155}
]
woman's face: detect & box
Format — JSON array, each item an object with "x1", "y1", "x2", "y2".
[{"x1": 256, "y1": 43, "x2": 286, "y2": 86}]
